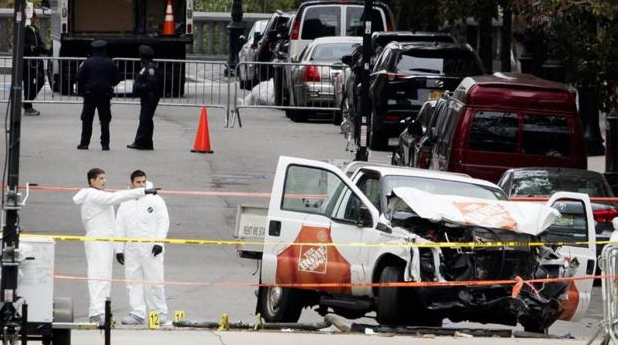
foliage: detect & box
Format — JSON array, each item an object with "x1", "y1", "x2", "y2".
[
  {"x1": 194, "y1": 0, "x2": 300, "y2": 12},
  {"x1": 513, "y1": 0, "x2": 618, "y2": 111}
]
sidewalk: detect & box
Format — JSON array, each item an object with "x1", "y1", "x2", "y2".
[{"x1": 72, "y1": 329, "x2": 591, "y2": 345}]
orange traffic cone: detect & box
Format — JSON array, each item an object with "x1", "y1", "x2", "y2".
[
  {"x1": 191, "y1": 107, "x2": 213, "y2": 153},
  {"x1": 162, "y1": 0, "x2": 175, "y2": 36}
]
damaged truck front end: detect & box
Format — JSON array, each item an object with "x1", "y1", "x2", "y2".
[{"x1": 387, "y1": 187, "x2": 594, "y2": 331}]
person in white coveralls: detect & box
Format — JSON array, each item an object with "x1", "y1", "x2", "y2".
[
  {"x1": 73, "y1": 168, "x2": 157, "y2": 325},
  {"x1": 116, "y1": 170, "x2": 170, "y2": 325}
]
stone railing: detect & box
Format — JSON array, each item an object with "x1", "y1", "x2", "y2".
[{"x1": 0, "y1": 9, "x2": 271, "y2": 58}]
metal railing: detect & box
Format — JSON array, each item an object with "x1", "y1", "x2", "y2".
[
  {"x1": 232, "y1": 61, "x2": 347, "y2": 126},
  {"x1": 1, "y1": 56, "x2": 231, "y2": 124},
  {"x1": 2, "y1": 57, "x2": 357, "y2": 128},
  {"x1": 596, "y1": 245, "x2": 618, "y2": 345},
  {"x1": 0, "y1": 9, "x2": 271, "y2": 58}
]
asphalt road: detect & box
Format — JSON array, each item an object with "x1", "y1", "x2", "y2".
[{"x1": 0, "y1": 101, "x2": 608, "y2": 343}]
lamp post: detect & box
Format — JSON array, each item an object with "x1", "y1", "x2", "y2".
[
  {"x1": 354, "y1": 0, "x2": 372, "y2": 162},
  {"x1": 2, "y1": 0, "x2": 27, "y2": 342},
  {"x1": 227, "y1": 0, "x2": 245, "y2": 76}
]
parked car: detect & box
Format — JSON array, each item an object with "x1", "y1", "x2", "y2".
[
  {"x1": 391, "y1": 99, "x2": 438, "y2": 166},
  {"x1": 287, "y1": 36, "x2": 362, "y2": 122},
  {"x1": 238, "y1": 11, "x2": 295, "y2": 90},
  {"x1": 498, "y1": 167, "x2": 618, "y2": 263},
  {"x1": 367, "y1": 41, "x2": 485, "y2": 150},
  {"x1": 238, "y1": 20, "x2": 269, "y2": 90},
  {"x1": 371, "y1": 31, "x2": 457, "y2": 61},
  {"x1": 284, "y1": 0, "x2": 394, "y2": 110},
  {"x1": 335, "y1": 32, "x2": 456, "y2": 129},
  {"x1": 429, "y1": 73, "x2": 587, "y2": 183}
]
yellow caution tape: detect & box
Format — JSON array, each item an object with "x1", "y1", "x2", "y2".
[{"x1": 20, "y1": 233, "x2": 617, "y2": 249}]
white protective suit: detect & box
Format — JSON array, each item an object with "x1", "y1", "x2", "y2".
[
  {"x1": 116, "y1": 182, "x2": 170, "y2": 319},
  {"x1": 73, "y1": 187, "x2": 146, "y2": 317}
]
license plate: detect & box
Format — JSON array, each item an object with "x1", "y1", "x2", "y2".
[
  {"x1": 388, "y1": 138, "x2": 399, "y2": 146},
  {"x1": 429, "y1": 90, "x2": 444, "y2": 100},
  {"x1": 553, "y1": 214, "x2": 574, "y2": 226}
]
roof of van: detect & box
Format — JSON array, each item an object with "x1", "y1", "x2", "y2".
[
  {"x1": 452, "y1": 72, "x2": 577, "y2": 111},
  {"x1": 311, "y1": 36, "x2": 363, "y2": 44},
  {"x1": 457, "y1": 73, "x2": 571, "y2": 93}
]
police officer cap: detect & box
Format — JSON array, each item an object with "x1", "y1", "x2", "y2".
[
  {"x1": 91, "y1": 40, "x2": 107, "y2": 49},
  {"x1": 139, "y1": 45, "x2": 155, "y2": 58}
]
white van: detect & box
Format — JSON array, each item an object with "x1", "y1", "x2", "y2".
[{"x1": 288, "y1": 1, "x2": 395, "y2": 61}]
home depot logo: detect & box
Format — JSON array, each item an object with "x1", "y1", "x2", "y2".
[
  {"x1": 453, "y1": 201, "x2": 517, "y2": 231},
  {"x1": 298, "y1": 245, "x2": 327, "y2": 274}
]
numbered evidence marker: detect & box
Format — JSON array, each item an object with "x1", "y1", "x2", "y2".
[
  {"x1": 174, "y1": 310, "x2": 186, "y2": 322},
  {"x1": 148, "y1": 311, "x2": 160, "y2": 329}
]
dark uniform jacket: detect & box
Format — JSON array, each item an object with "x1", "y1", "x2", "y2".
[
  {"x1": 24, "y1": 25, "x2": 47, "y2": 70},
  {"x1": 133, "y1": 60, "x2": 161, "y2": 100},
  {"x1": 76, "y1": 52, "x2": 121, "y2": 98}
]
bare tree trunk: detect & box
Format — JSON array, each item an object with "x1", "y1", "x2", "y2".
[
  {"x1": 479, "y1": 15, "x2": 494, "y2": 73},
  {"x1": 501, "y1": 3, "x2": 512, "y2": 72}
]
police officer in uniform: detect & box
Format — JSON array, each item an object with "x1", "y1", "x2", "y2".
[
  {"x1": 76, "y1": 40, "x2": 121, "y2": 150},
  {"x1": 23, "y1": 1, "x2": 48, "y2": 116},
  {"x1": 127, "y1": 45, "x2": 160, "y2": 150}
]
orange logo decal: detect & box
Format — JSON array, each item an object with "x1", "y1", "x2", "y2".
[
  {"x1": 453, "y1": 202, "x2": 517, "y2": 231},
  {"x1": 298, "y1": 245, "x2": 327, "y2": 274}
]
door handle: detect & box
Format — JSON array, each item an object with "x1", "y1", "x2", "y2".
[{"x1": 269, "y1": 220, "x2": 281, "y2": 237}]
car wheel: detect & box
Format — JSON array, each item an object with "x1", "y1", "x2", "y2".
[
  {"x1": 258, "y1": 286, "x2": 302, "y2": 323},
  {"x1": 333, "y1": 110, "x2": 343, "y2": 126},
  {"x1": 290, "y1": 110, "x2": 308, "y2": 123},
  {"x1": 376, "y1": 266, "x2": 406, "y2": 325}
]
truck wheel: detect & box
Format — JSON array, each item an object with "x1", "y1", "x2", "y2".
[
  {"x1": 259, "y1": 286, "x2": 302, "y2": 322},
  {"x1": 377, "y1": 266, "x2": 406, "y2": 325},
  {"x1": 53, "y1": 297, "x2": 73, "y2": 345}
]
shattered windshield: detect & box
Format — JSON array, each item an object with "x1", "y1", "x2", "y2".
[{"x1": 383, "y1": 175, "x2": 507, "y2": 201}]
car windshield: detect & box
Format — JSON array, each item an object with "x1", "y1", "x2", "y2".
[
  {"x1": 511, "y1": 171, "x2": 610, "y2": 197},
  {"x1": 301, "y1": 6, "x2": 341, "y2": 40},
  {"x1": 396, "y1": 51, "x2": 483, "y2": 76},
  {"x1": 384, "y1": 175, "x2": 507, "y2": 200},
  {"x1": 311, "y1": 42, "x2": 357, "y2": 61}
]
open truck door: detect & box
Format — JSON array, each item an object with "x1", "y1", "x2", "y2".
[
  {"x1": 258, "y1": 156, "x2": 379, "y2": 322},
  {"x1": 543, "y1": 192, "x2": 596, "y2": 321}
]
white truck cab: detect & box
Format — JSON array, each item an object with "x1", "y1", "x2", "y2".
[{"x1": 237, "y1": 157, "x2": 596, "y2": 331}]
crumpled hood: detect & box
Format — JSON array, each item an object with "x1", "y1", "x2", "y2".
[
  {"x1": 391, "y1": 187, "x2": 560, "y2": 236},
  {"x1": 72, "y1": 188, "x2": 90, "y2": 205}
]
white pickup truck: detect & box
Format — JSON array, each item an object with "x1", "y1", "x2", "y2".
[{"x1": 235, "y1": 157, "x2": 597, "y2": 332}]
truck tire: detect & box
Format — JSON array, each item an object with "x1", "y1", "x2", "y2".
[
  {"x1": 52, "y1": 297, "x2": 73, "y2": 345},
  {"x1": 258, "y1": 286, "x2": 302, "y2": 323},
  {"x1": 377, "y1": 266, "x2": 405, "y2": 325}
]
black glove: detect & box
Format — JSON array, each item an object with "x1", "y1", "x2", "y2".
[
  {"x1": 116, "y1": 253, "x2": 125, "y2": 265},
  {"x1": 152, "y1": 245, "x2": 163, "y2": 257},
  {"x1": 145, "y1": 188, "x2": 159, "y2": 195}
]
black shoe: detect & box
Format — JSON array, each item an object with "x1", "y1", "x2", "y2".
[
  {"x1": 127, "y1": 144, "x2": 153, "y2": 150},
  {"x1": 102, "y1": 145, "x2": 110, "y2": 151},
  {"x1": 77, "y1": 145, "x2": 88, "y2": 150}
]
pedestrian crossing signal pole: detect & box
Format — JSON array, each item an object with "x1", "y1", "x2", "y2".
[
  {"x1": 355, "y1": 0, "x2": 372, "y2": 162},
  {"x1": 1, "y1": 0, "x2": 26, "y2": 343}
]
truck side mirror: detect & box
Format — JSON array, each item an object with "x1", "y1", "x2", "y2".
[
  {"x1": 341, "y1": 55, "x2": 353, "y2": 66},
  {"x1": 357, "y1": 205, "x2": 373, "y2": 228},
  {"x1": 291, "y1": 55, "x2": 300, "y2": 63}
]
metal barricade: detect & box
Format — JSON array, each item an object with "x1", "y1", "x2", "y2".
[
  {"x1": 0, "y1": 56, "x2": 233, "y2": 126},
  {"x1": 591, "y1": 245, "x2": 618, "y2": 345},
  {"x1": 233, "y1": 61, "x2": 348, "y2": 126},
  {"x1": 0, "y1": 56, "x2": 86, "y2": 105}
]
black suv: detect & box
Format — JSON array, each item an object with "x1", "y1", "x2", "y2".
[{"x1": 367, "y1": 41, "x2": 484, "y2": 150}]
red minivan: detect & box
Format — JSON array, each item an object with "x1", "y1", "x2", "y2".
[{"x1": 429, "y1": 73, "x2": 587, "y2": 183}]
